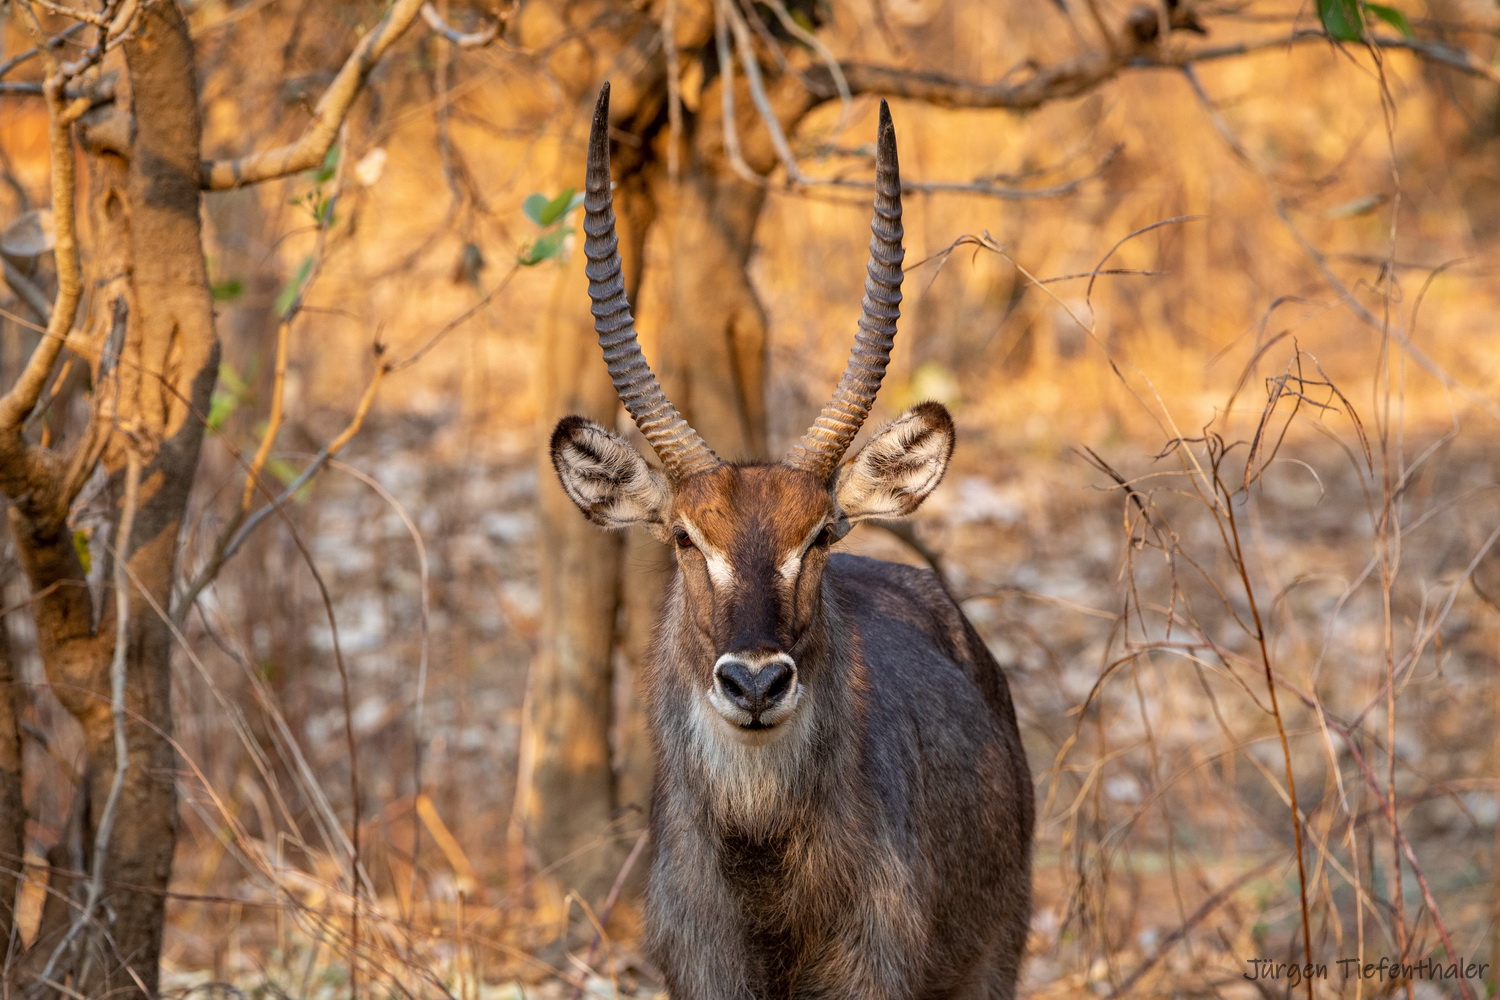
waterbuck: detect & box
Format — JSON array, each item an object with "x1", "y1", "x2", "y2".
[{"x1": 549, "y1": 84, "x2": 1034, "y2": 999}]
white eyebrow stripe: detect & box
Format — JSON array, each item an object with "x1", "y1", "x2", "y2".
[
  {"x1": 777, "y1": 549, "x2": 802, "y2": 586},
  {"x1": 679, "y1": 517, "x2": 736, "y2": 591},
  {"x1": 704, "y1": 548, "x2": 735, "y2": 591},
  {"x1": 777, "y1": 521, "x2": 829, "y2": 586}
]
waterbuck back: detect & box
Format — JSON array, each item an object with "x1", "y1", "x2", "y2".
[{"x1": 549, "y1": 84, "x2": 1034, "y2": 999}]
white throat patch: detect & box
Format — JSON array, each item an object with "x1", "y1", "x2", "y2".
[{"x1": 687, "y1": 682, "x2": 813, "y2": 827}]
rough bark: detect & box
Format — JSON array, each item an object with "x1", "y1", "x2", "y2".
[
  {"x1": 511, "y1": 0, "x2": 676, "y2": 909},
  {"x1": 519, "y1": 4, "x2": 787, "y2": 911},
  {"x1": 653, "y1": 164, "x2": 770, "y2": 461},
  {"x1": 0, "y1": 611, "x2": 19, "y2": 958},
  {"x1": 523, "y1": 115, "x2": 778, "y2": 915},
  {"x1": 520, "y1": 169, "x2": 640, "y2": 905},
  {"x1": 2, "y1": 3, "x2": 218, "y2": 995}
]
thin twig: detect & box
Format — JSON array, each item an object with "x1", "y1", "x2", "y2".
[
  {"x1": 569, "y1": 828, "x2": 650, "y2": 1000},
  {"x1": 1, "y1": 259, "x2": 53, "y2": 323},
  {"x1": 712, "y1": 0, "x2": 763, "y2": 187},
  {"x1": 0, "y1": 21, "x2": 87, "y2": 80},
  {"x1": 172, "y1": 358, "x2": 385, "y2": 622},
  {"x1": 721, "y1": 0, "x2": 803, "y2": 183},
  {"x1": 420, "y1": 2, "x2": 500, "y2": 48}
]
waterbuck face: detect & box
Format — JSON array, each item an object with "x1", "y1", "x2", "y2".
[
  {"x1": 551, "y1": 402, "x2": 956, "y2": 740},
  {"x1": 558, "y1": 84, "x2": 928, "y2": 744}
]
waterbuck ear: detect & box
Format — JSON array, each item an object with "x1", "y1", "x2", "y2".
[
  {"x1": 551, "y1": 416, "x2": 672, "y2": 538},
  {"x1": 834, "y1": 402, "x2": 955, "y2": 523}
]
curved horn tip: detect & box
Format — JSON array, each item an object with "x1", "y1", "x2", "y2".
[
  {"x1": 590, "y1": 84, "x2": 611, "y2": 155},
  {"x1": 876, "y1": 101, "x2": 898, "y2": 170}
]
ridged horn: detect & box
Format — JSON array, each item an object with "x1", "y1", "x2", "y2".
[
  {"x1": 584, "y1": 83, "x2": 720, "y2": 480},
  {"x1": 785, "y1": 99, "x2": 905, "y2": 480}
]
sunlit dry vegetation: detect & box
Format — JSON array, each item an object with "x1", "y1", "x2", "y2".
[{"x1": 3, "y1": 0, "x2": 1500, "y2": 996}]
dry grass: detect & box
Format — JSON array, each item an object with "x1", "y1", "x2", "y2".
[{"x1": 4, "y1": 0, "x2": 1500, "y2": 996}]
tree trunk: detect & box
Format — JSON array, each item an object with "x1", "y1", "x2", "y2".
[
  {"x1": 654, "y1": 163, "x2": 770, "y2": 461},
  {"x1": 5, "y1": 3, "x2": 218, "y2": 995},
  {"x1": 520, "y1": 63, "x2": 782, "y2": 918},
  {"x1": 516, "y1": 148, "x2": 659, "y2": 907},
  {"x1": 0, "y1": 609, "x2": 19, "y2": 957}
]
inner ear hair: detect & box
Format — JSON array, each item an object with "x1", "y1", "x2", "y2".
[
  {"x1": 550, "y1": 416, "x2": 671, "y2": 534},
  {"x1": 835, "y1": 403, "x2": 955, "y2": 522}
]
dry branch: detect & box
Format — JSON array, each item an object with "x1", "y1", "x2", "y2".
[
  {"x1": 199, "y1": 0, "x2": 426, "y2": 189},
  {"x1": 0, "y1": 47, "x2": 83, "y2": 439},
  {"x1": 802, "y1": 29, "x2": 1500, "y2": 114}
]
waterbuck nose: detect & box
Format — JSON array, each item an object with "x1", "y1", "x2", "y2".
[{"x1": 714, "y1": 657, "x2": 795, "y2": 720}]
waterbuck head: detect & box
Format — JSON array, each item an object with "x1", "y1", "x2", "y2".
[{"x1": 551, "y1": 84, "x2": 954, "y2": 743}]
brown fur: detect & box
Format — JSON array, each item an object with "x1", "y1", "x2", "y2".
[{"x1": 551, "y1": 412, "x2": 1034, "y2": 1000}]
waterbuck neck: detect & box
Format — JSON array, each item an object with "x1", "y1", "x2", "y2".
[{"x1": 650, "y1": 571, "x2": 863, "y2": 835}]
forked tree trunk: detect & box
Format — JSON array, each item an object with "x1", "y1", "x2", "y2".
[
  {"x1": 521, "y1": 97, "x2": 776, "y2": 910},
  {"x1": 612, "y1": 163, "x2": 772, "y2": 882},
  {"x1": 4, "y1": 3, "x2": 218, "y2": 995},
  {"x1": 0, "y1": 615, "x2": 19, "y2": 956},
  {"x1": 519, "y1": 152, "x2": 654, "y2": 906},
  {"x1": 653, "y1": 164, "x2": 770, "y2": 462}
]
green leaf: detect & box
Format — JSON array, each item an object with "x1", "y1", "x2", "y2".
[
  {"x1": 315, "y1": 145, "x2": 340, "y2": 184},
  {"x1": 207, "y1": 390, "x2": 237, "y2": 431},
  {"x1": 522, "y1": 193, "x2": 550, "y2": 225},
  {"x1": 1365, "y1": 2, "x2": 1412, "y2": 35},
  {"x1": 518, "y1": 228, "x2": 571, "y2": 266},
  {"x1": 217, "y1": 362, "x2": 249, "y2": 395},
  {"x1": 267, "y1": 457, "x2": 314, "y2": 501},
  {"x1": 72, "y1": 530, "x2": 91, "y2": 575},
  {"x1": 538, "y1": 187, "x2": 578, "y2": 225},
  {"x1": 1319, "y1": 0, "x2": 1364, "y2": 40},
  {"x1": 211, "y1": 278, "x2": 244, "y2": 302},
  {"x1": 457, "y1": 242, "x2": 485, "y2": 287},
  {"x1": 275, "y1": 256, "x2": 315, "y2": 318}
]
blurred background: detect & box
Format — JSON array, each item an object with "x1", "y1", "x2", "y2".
[{"x1": 3, "y1": 0, "x2": 1500, "y2": 995}]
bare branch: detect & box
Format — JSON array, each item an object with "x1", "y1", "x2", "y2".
[
  {"x1": 712, "y1": 0, "x2": 764, "y2": 186},
  {"x1": 30, "y1": 0, "x2": 111, "y2": 28},
  {"x1": 241, "y1": 317, "x2": 291, "y2": 512},
  {"x1": 803, "y1": 142, "x2": 1121, "y2": 201},
  {"x1": 0, "y1": 21, "x2": 88, "y2": 81},
  {"x1": 759, "y1": 0, "x2": 850, "y2": 131},
  {"x1": 1, "y1": 259, "x2": 53, "y2": 324},
  {"x1": 171, "y1": 359, "x2": 387, "y2": 624},
  {"x1": 806, "y1": 29, "x2": 1500, "y2": 113},
  {"x1": 420, "y1": 1, "x2": 500, "y2": 48},
  {"x1": 1180, "y1": 65, "x2": 1500, "y2": 422},
  {"x1": 1172, "y1": 27, "x2": 1500, "y2": 83},
  {"x1": 199, "y1": 0, "x2": 426, "y2": 189},
  {"x1": 76, "y1": 448, "x2": 140, "y2": 987},
  {"x1": 0, "y1": 6, "x2": 88, "y2": 491},
  {"x1": 721, "y1": 0, "x2": 803, "y2": 182}
]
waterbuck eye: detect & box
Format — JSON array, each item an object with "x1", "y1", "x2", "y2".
[{"x1": 673, "y1": 527, "x2": 695, "y2": 550}]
